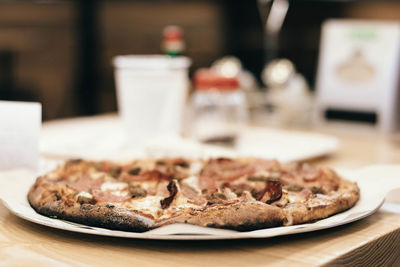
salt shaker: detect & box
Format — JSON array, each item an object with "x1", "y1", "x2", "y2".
[{"x1": 186, "y1": 69, "x2": 248, "y2": 145}]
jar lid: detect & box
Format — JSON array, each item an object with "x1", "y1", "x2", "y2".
[
  {"x1": 113, "y1": 55, "x2": 191, "y2": 70},
  {"x1": 194, "y1": 69, "x2": 239, "y2": 91},
  {"x1": 163, "y1": 25, "x2": 183, "y2": 41}
]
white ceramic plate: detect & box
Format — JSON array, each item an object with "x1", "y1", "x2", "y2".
[
  {"x1": 1, "y1": 164, "x2": 399, "y2": 240},
  {"x1": 236, "y1": 127, "x2": 339, "y2": 162}
]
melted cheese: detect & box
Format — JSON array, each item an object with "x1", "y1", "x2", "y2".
[
  {"x1": 181, "y1": 175, "x2": 201, "y2": 193},
  {"x1": 47, "y1": 172, "x2": 60, "y2": 180},
  {"x1": 175, "y1": 202, "x2": 202, "y2": 209},
  {"x1": 77, "y1": 191, "x2": 93, "y2": 199},
  {"x1": 287, "y1": 192, "x2": 306, "y2": 203},
  {"x1": 189, "y1": 162, "x2": 203, "y2": 175},
  {"x1": 127, "y1": 196, "x2": 164, "y2": 217},
  {"x1": 132, "y1": 181, "x2": 157, "y2": 191},
  {"x1": 101, "y1": 182, "x2": 128, "y2": 192},
  {"x1": 90, "y1": 172, "x2": 106, "y2": 180},
  {"x1": 111, "y1": 190, "x2": 129, "y2": 197},
  {"x1": 173, "y1": 194, "x2": 196, "y2": 208}
]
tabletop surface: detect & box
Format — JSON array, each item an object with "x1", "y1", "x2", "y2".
[{"x1": 1, "y1": 115, "x2": 400, "y2": 266}]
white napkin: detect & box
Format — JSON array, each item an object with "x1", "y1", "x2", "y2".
[{"x1": 0, "y1": 101, "x2": 41, "y2": 170}]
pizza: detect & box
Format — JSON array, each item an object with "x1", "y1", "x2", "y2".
[{"x1": 28, "y1": 157, "x2": 360, "y2": 232}]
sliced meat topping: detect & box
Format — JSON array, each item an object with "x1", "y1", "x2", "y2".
[
  {"x1": 279, "y1": 171, "x2": 296, "y2": 185},
  {"x1": 206, "y1": 192, "x2": 228, "y2": 205},
  {"x1": 179, "y1": 183, "x2": 207, "y2": 206},
  {"x1": 122, "y1": 170, "x2": 172, "y2": 182},
  {"x1": 256, "y1": 180, "x2": 282, "y2": 204},
  {"x1": 142, "y1": 170, "x2": 173, "y2": 181},
  {"x1": 180, "y1": 183, "x2": 200, "y2": 199},
  {"x1": 199, "y1": 159, "x2": 253, "y2": 193},
  {"x1": 69, "y1": 174, "x2": 104, "y2": 192},
  {"x1": 247, "y1": 172, "x2": 281, "y2": 182},
  {"x1": 251, "y1": 159, "x2": 281, "y2": 173},
  {"x1": 160, "y1": 181, "x2": 178, "y2": 209},
  {"x1": 148, "y1": 158, "x2": 192, "y2": 180},
  {"x1": 300, "y1": 165, "x2": 323, "y2": 182},
  {"x1": 65, "y1": 159, "x2": 83, "y2": 168},
  {"x1": 198, "y1": 175, "x2": 217, "y2": 193},
  {"x1": 199, "y1": 159, "x2": 282, "y2": 195},
  {"x1": 201, "y1": 158, "x2": 255, "y2": 182},
  {"x1": 91, "y1": 189, "x2": 131, "y2": 203},
  {"x1": 300, "y1": 188, "x2": 313, "y2": 199},
  {"x1": 206, "y1": 187, "x2": 238, "y2": 205},
  {"x1": 91, "y1": 161, "x2": 117, "y2": 173},
  {"x1": 319, "y1": 168, "x2": 340, "y2": 192},
  {"x1": 156, "y1": 180, "x2": 172, "y2": 197},
  {"x1": 287, "y1": 188, "x2": 313, "y2": 203}
]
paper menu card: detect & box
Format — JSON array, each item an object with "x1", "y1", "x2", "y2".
[
  {"x1": 316, "y1": 20, "x2": 400, "y2": 133},
  {"x1": 0, "y1": 101, "x2": 41, "y2": 170}
]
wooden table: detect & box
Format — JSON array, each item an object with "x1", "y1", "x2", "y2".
[{"x1": 1, "y1": 116, "x2": 400, "y2": 266}]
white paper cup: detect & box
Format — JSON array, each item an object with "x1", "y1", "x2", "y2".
[{"x1": 113, "y1": 55, "x2": 191, "y2": 146}]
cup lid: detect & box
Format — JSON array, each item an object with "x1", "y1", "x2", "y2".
[{"x1": 113, "y1": 55, "x2": 191, "y2": 70}]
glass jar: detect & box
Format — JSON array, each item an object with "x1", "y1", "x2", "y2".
[{"x1": 186, "y1": 69, "x2": 248, "y2": 145}]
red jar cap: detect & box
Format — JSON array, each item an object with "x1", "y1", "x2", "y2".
[
  {"x1": 194, "y1": 69, "x2": 239, "y2": 91},
  {"x1": 163, "y1": 26, "x2": 183, "y2": 41}
]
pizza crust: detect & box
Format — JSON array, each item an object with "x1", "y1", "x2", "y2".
[
  {"x1": 28, "y1": 182, "x2": 154, "y2": 232},
  {"x1": 155, "y1": 201, "x2": 284, "y2": 231},
  {"x1": 283, "y1": 179, "x2": 360, "y2": 225}
]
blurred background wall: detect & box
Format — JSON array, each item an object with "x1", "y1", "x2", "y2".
[{"x1": 0, "y1": 0, "x2": 399, "y2": 120}]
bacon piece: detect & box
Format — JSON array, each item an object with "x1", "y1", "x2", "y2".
[
  {"x1": 70, "y1": 175, "x2": 104, "y2": 192},
  {"x1": 256, "y1": 180, "x2": 282, "y2": 204},
  {"x1": 160, "y1": 181, "x2": 178, "y2": 209}
]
